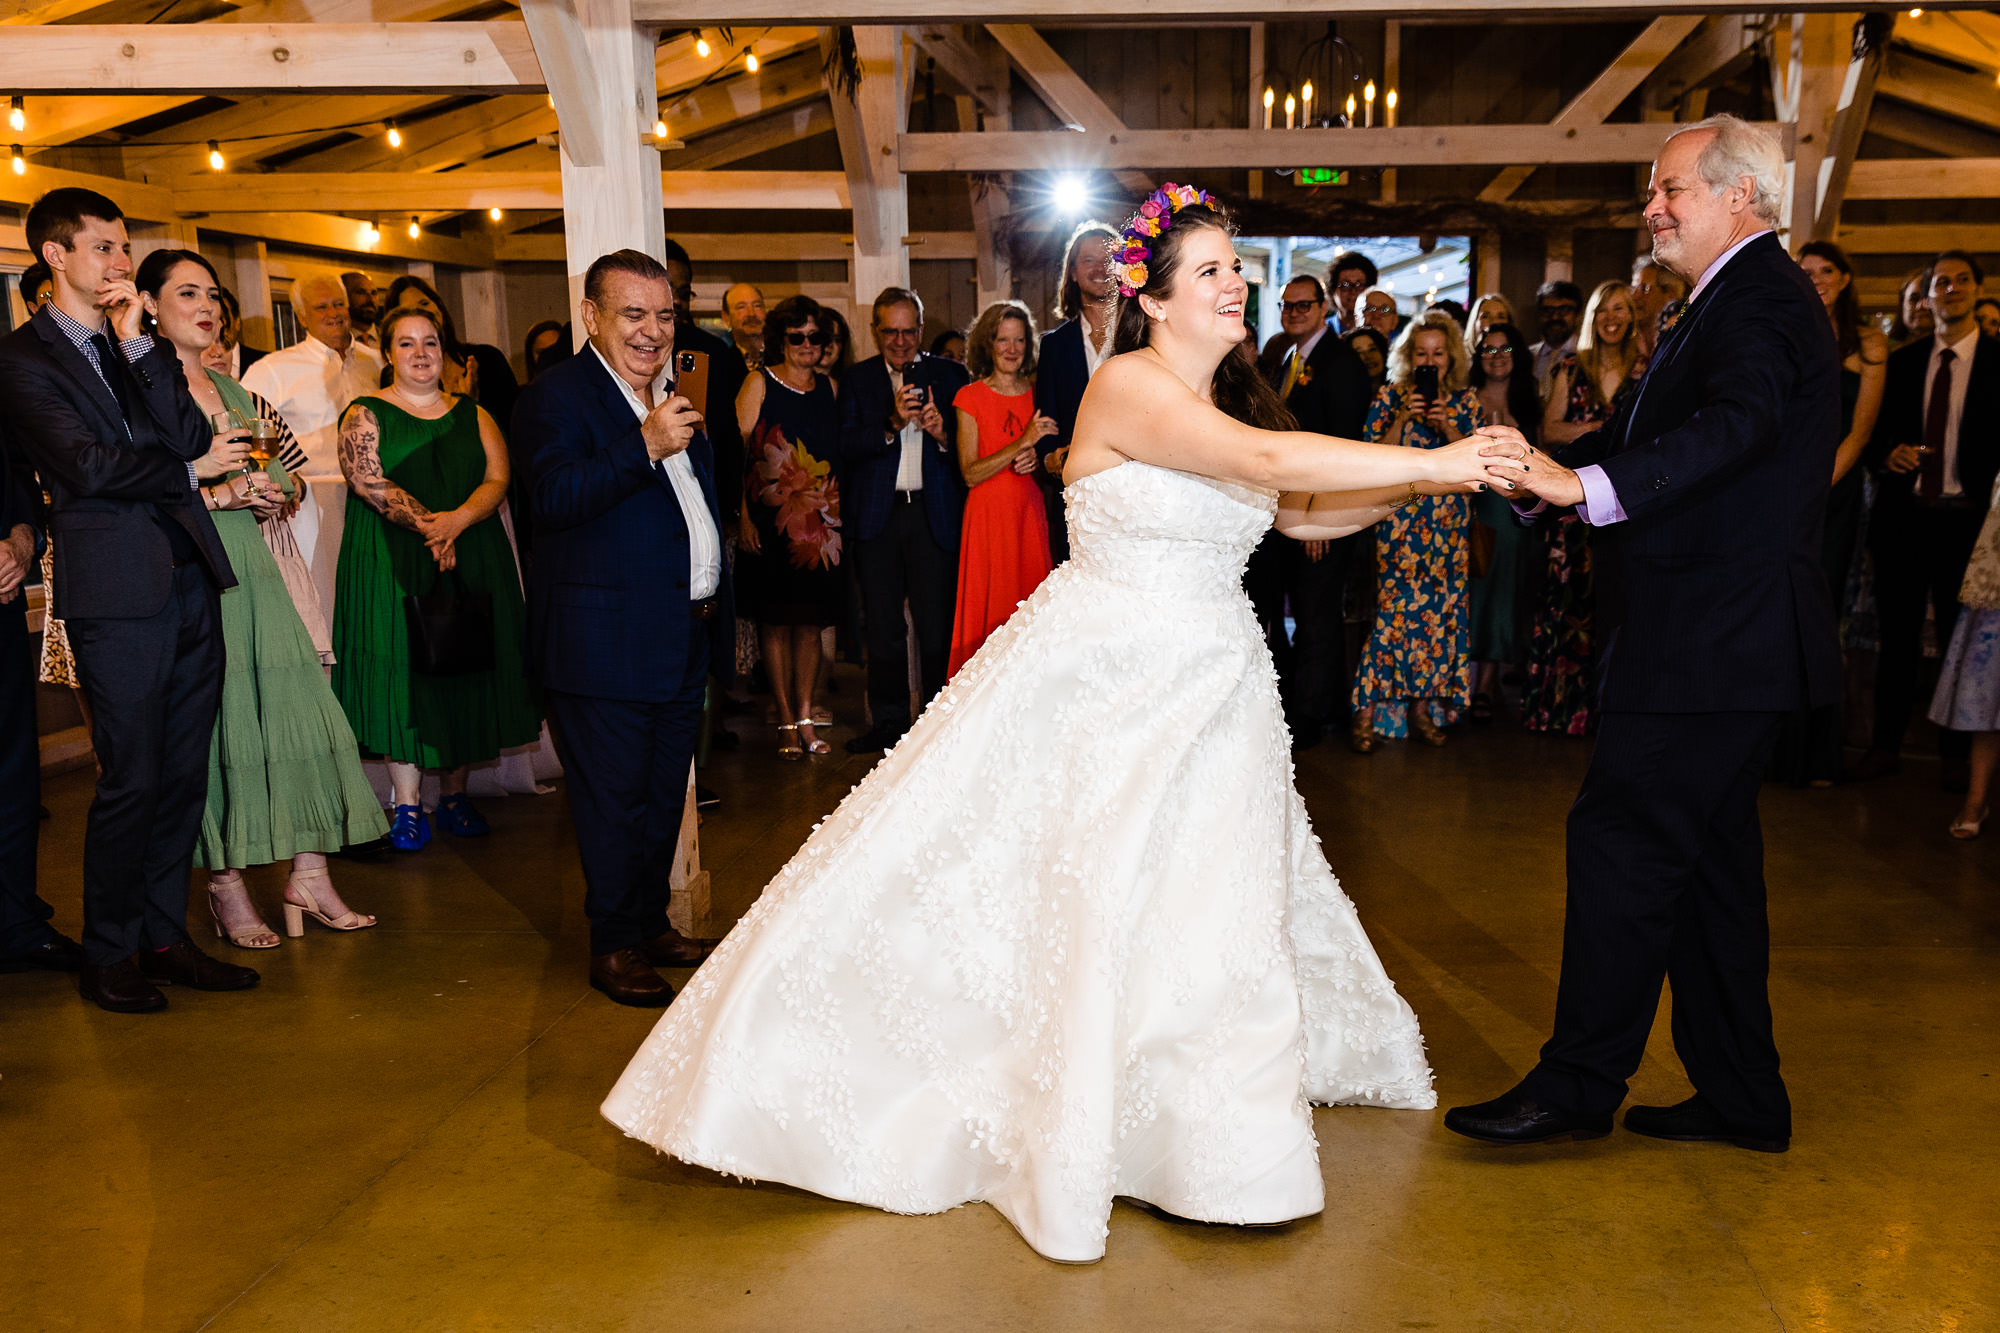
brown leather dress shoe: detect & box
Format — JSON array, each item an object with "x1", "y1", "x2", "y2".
[
  {"x1": 641, "y1": 927, "x2": 719, "y2": 969},
  {"x1": 590, "y1": 948, "x2": 674, "y2": 1007},
  {"x1": 79, "y1": 957, "x2": 168, "y2": 1014},
  {"x1": 137, "y1": 939, "x2": 260, "y2": 991}
]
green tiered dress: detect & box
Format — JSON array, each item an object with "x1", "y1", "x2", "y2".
[
  {"x1": 197, "y1": 371, "x2": 389, "y2": 869},
  {"x1": 331, "y1": 395, "x2": 540, "y2": 771}
]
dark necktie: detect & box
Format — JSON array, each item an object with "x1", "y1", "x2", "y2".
[
  {"x1": 1921, "y1": 348, "x2": 1954, "y2": 501},
  {"x1": 86, "y1": 332, "x2": 133, "y2": 424}
]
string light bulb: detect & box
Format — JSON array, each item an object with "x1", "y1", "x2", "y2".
[
  {"x1": 745, "y1": 52, "x2": 759, "y2": 73},
  {"x1": 489, "y1": 206, "x2": 504, "y2": 222},
  {"x1": 386, "y1": 121, "x2": 402, "y2": 149},
  {"x1": 654, "y1": 115, "x2": 668, "y2": 138},
  {"x1": 359, "y1": 220, "x2": 379, "y2": 246},
  {"x1": 9, "y1": 145, "x2": 23, "y2": 177},
  {"x1": 7, "y1": 96, "x2": 23, "y2": 134},
  {"x1": 206, "y1": 140, "x2": 225, "y2": 171},
  {"x1": 407, "y1": 215, "x2": 421, "y2": 240},
  {"x1": 694, "y1": 35, "x2": 711, "y2": 58}
]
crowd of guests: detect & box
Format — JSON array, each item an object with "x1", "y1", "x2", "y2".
[
  {"x1": 5, "y1": 183, "x2": 1998, "y2": 1013},
  {"x1": 1244, "y1": 239, "x2": 2000, "y2": 842}
]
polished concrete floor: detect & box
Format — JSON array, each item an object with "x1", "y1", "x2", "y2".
[{"x1": 5, "y1": 680, "x2": 1996, "y2": 1332}]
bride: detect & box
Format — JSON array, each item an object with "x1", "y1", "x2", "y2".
[{"x1": 603, "y1": 186, "x2": 1522, "y2": 1263}]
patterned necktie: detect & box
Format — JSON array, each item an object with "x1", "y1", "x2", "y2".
[{"x1": 1921, "y1": 348, "x2": 1955, "y2": 501}]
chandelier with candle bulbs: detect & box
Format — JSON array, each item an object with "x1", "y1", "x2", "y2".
[{"x1": 1260, "y1": 23, "x2": 1398, "y2": 135}]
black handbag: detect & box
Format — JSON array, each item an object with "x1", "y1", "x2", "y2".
[{"x1": 403, "y1": 570, "x2": 494, "y2": 677}]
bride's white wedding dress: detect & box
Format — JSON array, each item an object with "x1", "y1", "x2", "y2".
[{"x1": 602, "y1": 461, "x2": 1435, "y2": 1263}]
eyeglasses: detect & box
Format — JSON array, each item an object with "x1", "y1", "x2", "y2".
[
  {"x1": 1333, "y1": 278, "x2": 1369, "y2": 292},
  {"x1": 1478, "y1": 347, "x2": 1514, "y2": 359},
  {"x1": 1280, "y1": 300, "x2": 1323, "y2": 315},
  {"x1": 786, "y1": 329, "x2": 831, "y2": 347},
  {"x1": 1363, "y1": 303, "x2": 1396, "y2": 317},
  {"x1": 876, "y1": 326, "x2": 919, "y2": 340}
]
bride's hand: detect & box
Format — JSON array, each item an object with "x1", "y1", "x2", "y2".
[{"x1": 1425, "y1": 432, "x2": 1527, "y2": 493}]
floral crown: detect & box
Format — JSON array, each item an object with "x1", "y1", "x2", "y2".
[{"x1": 1112, "y1": 182, "x2": 1219, "y2": 298}]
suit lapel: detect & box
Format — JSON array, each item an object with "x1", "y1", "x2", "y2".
[{"x1": 33, "y1": 309, "x2": 129, "y2": 439}]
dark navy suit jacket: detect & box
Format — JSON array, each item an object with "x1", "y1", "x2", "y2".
[
  {"x1": 1554, "y1": 231, "x2": 1841, "y2": 715},
  {"x1": 514, "y1": 346, "x2": 732, "y2": 702},
  {"x1": 834, "y1": 352, "x2": 968, "y2": 550}
]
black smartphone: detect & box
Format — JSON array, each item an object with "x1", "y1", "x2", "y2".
[
  {"x1": 1413, "y1": 364, "x2": 1440, "y2": 405},
  {"x1": 902, "y1": 356, "x2": 932, "y2": 404}
]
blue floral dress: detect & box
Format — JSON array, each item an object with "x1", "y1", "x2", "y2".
[{"x1": 1350, "y1": 382, "x2": 1480, "y2": 738}]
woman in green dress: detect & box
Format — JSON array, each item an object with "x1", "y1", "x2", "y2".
[
  {"x1": 332, "y1": 306, "x2": 539, "y2": 852},
  {"x1": 135, "y1": 249, "x2": 384, "y2": 948}
]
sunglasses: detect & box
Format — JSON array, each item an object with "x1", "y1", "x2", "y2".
[
  {"x1": 786, "y1": 329, "x2": 831, "y2": 347},
  {"x1": 1280, "y1": 300, "x2": 1323, "y2": 315}
]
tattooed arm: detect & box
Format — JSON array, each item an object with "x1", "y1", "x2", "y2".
[{"x1": 338, "y1": 403, "x2": 434, "y2": 531}]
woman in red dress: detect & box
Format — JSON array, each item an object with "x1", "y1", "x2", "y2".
[{"x1": 948, "y1": 302, "x2": 1057, "y2": 675}]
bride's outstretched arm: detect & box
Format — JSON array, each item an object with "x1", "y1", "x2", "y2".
[
  {"x1": 1273, "y1": 483, "x2": 1464, "y2": 540},
  {"x1": 1072, "y1": 355, "x2": 1521, "y2": 495}
]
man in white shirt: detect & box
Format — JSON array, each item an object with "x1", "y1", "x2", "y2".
[
  {"x1": 241, "y1": 269, "x2": 383, "y2": 565},
  {"x1": 514, "y1": 249, "x2": 726, "y2": 1007}
]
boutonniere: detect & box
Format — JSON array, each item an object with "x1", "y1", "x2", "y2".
[{"x1": 1294, "y1": 364, "x2": 1314, "y2": 389}]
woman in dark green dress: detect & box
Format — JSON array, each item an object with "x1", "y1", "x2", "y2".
[
  {"x1": 136, "y1": 249, "x2": 384, "y2": 947},
  {"x1": 332, "y1": 306, "x2": 540, "y2": 852}
]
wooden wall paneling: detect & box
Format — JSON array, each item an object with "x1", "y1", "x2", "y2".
[{"x1": 822, "y1": 25, "x2": 911, "y2": 359}]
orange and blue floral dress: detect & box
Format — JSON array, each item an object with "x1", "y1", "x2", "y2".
[
  {"x1": 1350, "y1": 381, "x2": 1480, "y2": 739},
  {"x1": 741, "y1": 367, "x2": 843, "y2": 627}
]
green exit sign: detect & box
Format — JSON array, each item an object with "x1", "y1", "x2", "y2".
[{"x1": 1295, "y1": 168, "x2": 1348, "y2": 186}]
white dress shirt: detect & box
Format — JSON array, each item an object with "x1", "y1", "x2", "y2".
[
  {"x1": 1080, "y1": 310, "x2": 1113, "y2": 379},
  {"x1": 240, "y1": 333, "x2": 384, "y2": 478},
  {"x1": 887, "y1": 365, "x2": 926, "y2": 491},
  {"x1": 1924, "y1": 324, "x2": 1981, "y2": 498},
  {"x1": 589, "y1": 343, "x2": 722, "y2": 599}
]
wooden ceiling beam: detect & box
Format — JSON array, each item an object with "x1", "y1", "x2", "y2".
[
  {"x1": 672, "y1": 100, "x2": 835, "y2": 171},
  {"x1": 1877, "y1": 49, "x2": 2000, "y2": 133},
  {"x1": 1836, "y1": 224, "x2": 2000, "y2": 255},
  {"x1": 195, "y1": 210, "x2": 497, "y2": 265},
  {"x1": 1847, "y1": 157, "x2": 2000, "y2": 199},
  {"x1": 496, "y1": 230, "x2": 978, "y2": 263},
  {"x1": 0, "y1": 22, "x2": 545, "y2": 95},
  {"x1": 898, "y1": 122, "x2": 1791, "y2": 173},
  {"x1": 987, "y1": 23, "x2": 1150, "y2": 192},
  {"x1": 168, "y1": 168, "x2": 851, "y2": 212},
  {"x1": 634, "y1": 1, "x2": 1885, "y2": 21},
  {"x1": 1643, "y1": 13, "x2": 1761, "y2": 107}
]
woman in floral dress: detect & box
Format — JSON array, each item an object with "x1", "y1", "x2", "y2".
[
  {"x1": 735, "y1": 296, "x2": 843, "y2": 759},
  {"x1": 1522, "y1": 279, "x2": 1647, "y2": 735},
  {"x1": 1349, "y1": 310, "x2": 1481, "y2": 750}
]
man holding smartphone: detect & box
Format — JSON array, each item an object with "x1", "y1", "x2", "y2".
[{"x1": 833, "y1": 287, "x2": 970, "y2": 753}]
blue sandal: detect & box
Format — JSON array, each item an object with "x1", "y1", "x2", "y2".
[
  {"x1": 388, "y1": 803, "x2": 432, "y2": 852},
  {"x1": 435, "y1": 793, "x2": 490, "y2": 838}
]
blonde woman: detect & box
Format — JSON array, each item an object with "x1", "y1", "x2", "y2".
[
  {"x1": 1522, "y1": 280, "x2": 1646, "y2": 735},
  {"x1": 1465, "y1": 291, "x2": 1518, "y2": 348},
  {"x1": 1348, "y1": 309, "x2": 1482, "y2": 750}
]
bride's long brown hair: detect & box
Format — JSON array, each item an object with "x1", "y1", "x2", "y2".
[{"x1": 1110, "y1": 202, "x2": 1296, "y2": 432}]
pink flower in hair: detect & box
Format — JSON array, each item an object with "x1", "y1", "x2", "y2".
[{"x1": 1138, "y1": 199, "x2": 1164, "y2": 220}]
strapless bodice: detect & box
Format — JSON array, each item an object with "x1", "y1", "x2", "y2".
[{"x1": 1061, "y1": 463, "x2": 1277, "y2": 603}]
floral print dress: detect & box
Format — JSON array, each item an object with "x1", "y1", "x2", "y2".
[
  {"x1": 741, "y1": 367, "x2": 844, "y2": 628},
  {"x1": 1349, "y1": 382, "x2": 1481, "y2": 738},
  {"x1": 1519, "y1": 352, "x2": 1643, "y2": 735}
]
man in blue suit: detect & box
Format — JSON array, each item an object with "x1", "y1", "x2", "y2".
[
  {"x1": 1449, "y1": 116, "x2": 1840, "y2": 1153},
  {"x1": 514, "y1": 249, "x2": 730, "y2": 1007},
  {"x1": 834, "y1": 287, "x2": 969, "y2": 753}
]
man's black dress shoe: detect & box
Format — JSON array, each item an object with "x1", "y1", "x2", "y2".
[
  {"x1": 642, "y1": 927, "x2": 720, "y2": 969},
  {"x1": 137, "y1": 939, "x2": 260, "y2": 991},
  {"x1": 79, "y1": 958, "x2": 168, "y2": 1013},
  {"x1": 1443, "y1": 1091, "x2": 1611, "y2": 1145},
  {"x1": 590, "y1": 948, "x2": 674, "y2": 1007},
  {"x1": 844, "y1": 724, "x2": 906, "y2": 754},
  {"x1": 1624, "y1": 1095, "x2": 1788, "y2": 1153},
  {"x1": 0, "y1": 933, "x2": 85, "y2": 974}
]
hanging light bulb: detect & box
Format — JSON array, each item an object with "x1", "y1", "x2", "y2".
[
  {"x1": 489, "y1": 206, "x2": 504, "y2": 222},
  {"x1": 9, "y1": 145, "x2": 23, "y2": 177},
  {"x1": 7, "y1": 97, "x2": 23, "y2": 134},
  {"x1": 654, "y1": 115, "x2": 668, "y2": 138},
  {"x1": 694, "y1": 34, "x2": 711, "y2": 58},
  {"x1": 407, "y1": 216, "x2": 421, "y2": 240},
  {"x1": 359, "y1": 220, "x2": 378, "y2": 246},
  {"x1": 207, "y1": 139, "x2": 225, "y2": 171},
  {"x1": 745, "y1": 52, "x2": 759, "y2": 73},
  {"x1": 386, "y1": 121, "x2": 403, "y2": 149}
]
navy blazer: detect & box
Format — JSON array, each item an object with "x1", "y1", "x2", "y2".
[
  {"x1": 514, "y1": 346, "x2": 733, "y2": 702},
  {"x1": 834, "y1": 352, "x2": 968, "y2": 550},
  {"x1": 1865, "y1": 331, "x2": 2000, "y2": 515},
  {"x1": 0, "y1": 307, "x2": 232, "y2": 619},
  {"x1": 1272, "y1": 326, "x2": 1374, "y2": 440},
  {"x1": 1554, "y1": 232, "x2": 1841, "y2": 714}
]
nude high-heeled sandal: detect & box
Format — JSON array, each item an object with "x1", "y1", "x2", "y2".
[
  {"x1": 797, "y1": 719, "x2": 831, "y2": 755},
  {"x1": 282, "y1": 867, "x2": 379, "y2": 936},
  {"x1": 208, "y1": 874, "x2": 281, "y2": 950}
]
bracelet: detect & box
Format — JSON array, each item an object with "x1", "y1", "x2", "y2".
[{"x1": 1398, "y1": 481, "x2": 1421, "y2": 509}]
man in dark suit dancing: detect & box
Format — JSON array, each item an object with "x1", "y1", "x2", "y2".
[
  {"x1": 1255, "y1": 274, "x2": 1376, "y2": 748},
  {"x1": 515, "y1": 249, "x2": 727, "y2": 1007},
  {"x1": 1450, "y1": 115, "x2": 1841, "y2": 1152},
  {"x1": 0, "y1": 187, "x2": 256, "y2": 1012},
  {"x1": 834, "y1": 287, "x2": 970, "y2": 754},
  {"x1": 1849, "y1": 250, "x2": 2000, "y2": 791}
]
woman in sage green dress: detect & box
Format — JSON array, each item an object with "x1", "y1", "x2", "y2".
[
  {"x1": 136, "y1": 249, "x2": 384, "y2": 948},
  {"x1": 332, "y1": 305, "x2": 539, "y2": 852}
]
